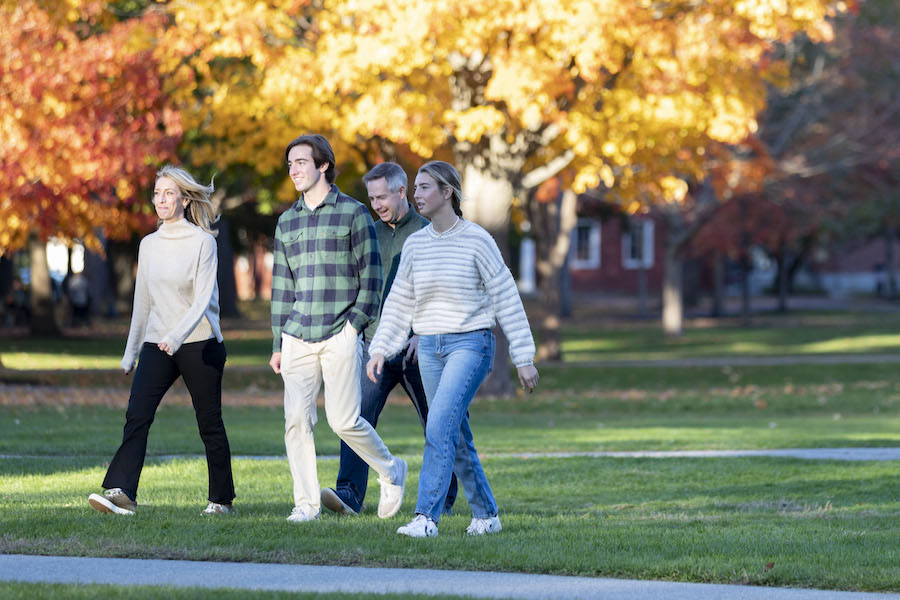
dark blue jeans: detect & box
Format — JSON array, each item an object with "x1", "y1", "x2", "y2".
[{"x1": 335, "y1": 343, "x2": 457, "y2": 513}]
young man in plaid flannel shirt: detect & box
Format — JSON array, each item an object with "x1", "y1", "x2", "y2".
[{"x1": 269, "y1": 134, "x2": 407, "y2": 523}]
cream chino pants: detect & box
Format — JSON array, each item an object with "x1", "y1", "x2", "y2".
[{"x1": 280, "y1": 323, "x2": 401, "y2": 510}]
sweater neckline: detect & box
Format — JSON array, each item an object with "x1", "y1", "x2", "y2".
[
  {"x1": 425, "y1": 219, "x2": 469, "y2": 240},
  {"x1": 158, "y1": 219, "x2": 199, "y2": 238}
]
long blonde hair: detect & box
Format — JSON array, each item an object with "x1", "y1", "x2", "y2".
[{"x1": 156, "y1": 165, "x2": 219, "y2": 236}]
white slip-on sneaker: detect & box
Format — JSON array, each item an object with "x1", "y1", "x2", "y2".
[
  {"x1": 466, "y1": 515, "x2": 502, "y2": 536},
  {"x1": 397, "y1": 514, "x2": 438, "y2": 538},
  {"x1": 88, "y1": 488, "x2": 136, "y2": 515},
  {"x1": 377, "y1": 457, "x2": 407, "y2": 519},
  {"x1": 202, "y1": 501, "x2": 235, "y2": 515},
  {"x1": 286, "y1": 505, "x2": 320, "y2": 523}
]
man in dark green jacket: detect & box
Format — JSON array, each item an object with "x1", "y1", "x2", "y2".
[{"x1": 320, "y1": 162, "x2": 457, "y2": 516}]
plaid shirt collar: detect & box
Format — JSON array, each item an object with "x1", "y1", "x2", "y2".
[{"x1": 293, "y1": 184, "x2": 340, "y2": 214}]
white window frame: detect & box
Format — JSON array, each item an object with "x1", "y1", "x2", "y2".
[
  {"x1": 622, "y1": 219, "x2": 654, "y2": 269},
  {"x1": 570, "y1": 218, "x2": 601, "y2": 270}
]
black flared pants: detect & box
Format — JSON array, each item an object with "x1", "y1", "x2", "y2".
[{"x1": 102, "y1": 339, "x2": 235, "y2": 504}]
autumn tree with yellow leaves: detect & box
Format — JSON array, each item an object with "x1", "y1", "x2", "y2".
[
  {"x1": 147, "y1": 0, "x2": 844, "y2": 371},
  {"x1": 3, "y1": 0, "x2": 846, "y2": 353}
]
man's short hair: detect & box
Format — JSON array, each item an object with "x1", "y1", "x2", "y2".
[
  {"x1": 362, "y1": 162, "x2": 407, "y2": 194},
  {"x1": 284, "y1": 134, "x2": 336, "y2": 184}
]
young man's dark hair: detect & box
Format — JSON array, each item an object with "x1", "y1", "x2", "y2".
[{"x1": 284, "y1": 134, "x2": 337, "y2": 184}]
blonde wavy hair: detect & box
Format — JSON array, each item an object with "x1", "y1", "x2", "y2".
[{"x1": 156, "y1": 165, "x2": 220, "y2": 236}]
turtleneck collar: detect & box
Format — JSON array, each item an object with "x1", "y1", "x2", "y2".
[{"x1": 158, "y1": 218, "x2": 200, "y2": 239}]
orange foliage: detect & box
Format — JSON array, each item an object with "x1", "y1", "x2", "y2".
[{"x1": 0, "y1": 1, "x2": 182, "y2": 255}]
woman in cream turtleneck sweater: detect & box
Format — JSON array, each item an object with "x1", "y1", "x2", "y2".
[{"x1": 88, "y1": 166, "x2": 235, "y2": 517}]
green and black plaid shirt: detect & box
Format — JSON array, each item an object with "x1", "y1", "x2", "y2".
[{"x1": 271, "y1": 184, "x2": 383, "y2": 351}]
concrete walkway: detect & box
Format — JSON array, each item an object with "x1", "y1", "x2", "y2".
[{"x1": 1, "y1": 554, "x2": 897, "y2": 600}]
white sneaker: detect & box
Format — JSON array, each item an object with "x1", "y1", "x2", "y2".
[
  {"x1": 202, "y1": 501, "x2": 235, "y2": 516},
  {"x1": 88, "y1": 488, "x2": 136, "y2": 515},
  {"x1": 466, "y1": 515, "x2": 502, "y2": 536},
  {"x1": 397, "y1": 514, "x2": 438, "y2": 538},
  {"x1": 286, "y1": 505, "x2": 320, "y2": 523},
  {"x1": 377, "y1": 457, "x2": 407, "y2": 519}
]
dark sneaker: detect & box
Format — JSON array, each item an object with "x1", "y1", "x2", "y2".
[
  {"x1": 202, "y1": 501, "x2": 235, "y2": 516},
  {"x1": 88, "y1": 488, "x2": 136, "y2": 515},
  {"x1": 321, "y1": 487, "x2": 362, "y2": 516}
]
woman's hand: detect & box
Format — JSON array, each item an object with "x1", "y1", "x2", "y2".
[
  {"x1": 366, "y1": 353, "x2": 385, "y2": 383},
  {"x1": 517, "y1": 364, "x2": 539, "y2": 393},
  {"x1": 158, "y1": 342, "x2": 173, "y2": 355}
]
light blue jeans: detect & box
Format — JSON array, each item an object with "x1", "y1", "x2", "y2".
[{"x1": 415, "y1": 329, "x2": 497, "y2": 522}]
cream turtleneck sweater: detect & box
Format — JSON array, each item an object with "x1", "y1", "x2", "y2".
[{"x1": 121, "y1": 219, "x2": 222, "y2": 371}]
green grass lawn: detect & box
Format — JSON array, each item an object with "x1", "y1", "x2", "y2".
[
  {"x1": 1, "y1": 314, "x2": 899, "y2": 592},
  {"x1": 5, "y1": 310, "x2": 900, "y2": 369},
  {"x1": 558, "y1": 313, "x2": 900, "y2": 361},
  {"x1": 3, "y1": 361, "x2": 899, "y2": 456},
  {"x1": 1, "y1": 455, "x2": 897, "y2": 592}
]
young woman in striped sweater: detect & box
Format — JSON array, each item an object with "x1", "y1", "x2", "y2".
[{"x1": 367, "y1": 160, "x2": 539, "y2": 538}]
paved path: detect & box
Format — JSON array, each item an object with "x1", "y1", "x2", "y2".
[
  {"x1": 1, "y1": 555, "x2": 897, "y2": 600},
  {"x1": 2, "y1": 447, "x2": 899, "y2": 462}
]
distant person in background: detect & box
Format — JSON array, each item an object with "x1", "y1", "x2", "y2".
[
  {"x1": 368, "y1": 160, "x2": 539, "y2": 538},
  {"x1": 320, "y1": 162, "x2": 457, "y2": 517},
  {"x1": 88, "y1": 165, "x2": 235, "y2": 517},
  {"x1": 65, "y1": 271, "x2": 91, "y2": 327}
]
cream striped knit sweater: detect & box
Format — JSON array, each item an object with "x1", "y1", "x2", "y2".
[{"x1": 369, "y1": 220, "x2": 535, "y2": 367}]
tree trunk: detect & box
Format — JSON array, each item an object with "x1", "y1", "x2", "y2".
[
  {"x1": 739, "y1": 199, "x2": 751, "y2": 323},
  {"x1": 529, "y1": 189, "x2": 577, "y2": 362},
  {"x1": 215, "y1": 217, "x2": 241, "y2": 318},
  {"x1": 886, "y1": 226, "x2": 897, "y2": 300},
  {"x1": 711, "y1": 250, "x2": 725, "y2": 318},
  {"x1": 740, "y1": 254, "x2": 752, "y2": 322},
  {"x1": 560, "y1": 254, "x2": 572, "y2": 318},
  {"x1": 662, "y1": 239, "x2": 684, "y2": 336},
  {"x1": 83, "y1": 237, "x2": 115, "y2": 317},
  {"x1": 108, "y1": 237, "x2": 139, "y2": 317},
  {"x1": 28, "y1": 235, "x2": 61, "y2": 337},
  {"x1": 0, "y1": 255, "x2": 12, "y2": 304},
  {"x1": 776, "y1": 240, "x2": 789, "y2": 313},
  {"x1": 460, "y1": 163, "x2": 517, "y2": 396}
]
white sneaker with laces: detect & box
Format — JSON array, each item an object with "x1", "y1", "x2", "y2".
[
  {"x1": 377, "y1": 457, "x2": 407, "y2": 518},
  {"x1": 397, "y1": 514, "x2": 438, "y2": 538},
  {"x1": 466, "y1": 515, "x2": 502, "y2": 536},
  {"x1": 286, "y1": 505, "x2": 320, "y2": 523},
  {"x1": 202, "y1": 501, "x2": 235, "y2": 515}
]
